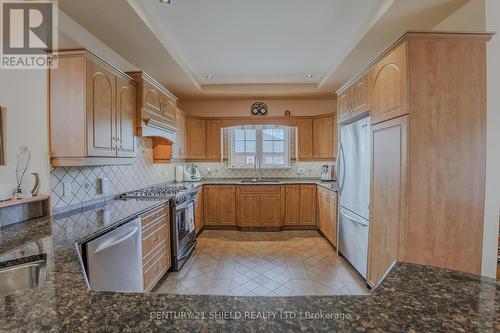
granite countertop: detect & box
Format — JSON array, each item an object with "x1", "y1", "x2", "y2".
[
  {"x1": 0, "y1": 195, "x2": 498, "y2": 332},
  {"x1": 179, "y1": 178, "x2": 338, "y2": 192}
]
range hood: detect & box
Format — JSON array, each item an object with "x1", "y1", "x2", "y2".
[{"x1": 139, "y1": 108, "x2": 178, "y2": 143}]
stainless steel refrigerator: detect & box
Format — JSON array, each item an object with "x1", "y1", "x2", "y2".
[{"x1": 337, "y1": 115, "x2": 371, "y2": 279}]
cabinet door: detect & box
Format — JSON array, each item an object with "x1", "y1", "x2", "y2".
[
  {"x1": 86, "y1": 60, "x2": 116, "y2": 157},
  {"x1": 299, "y1": 185, "x2": 317, "y2": 225},
  {"x1": 312, "y1": 115, "x2": 334, "y2": 159},
  {"x1": 144, "y1": 82, "x2": 162, "y2": 116},
  {"x1": 186, "y1": 117, "x2": 207, "y2": 159},
  {"x1": 367, "y1": 115, "x2": 408, "y2": 287},
  {"x1": 218, "y1": 186, "x2": 236, "y2": 225},
  {"x1": 173, "y1": 109, "x2": 186, "y2": 159},
  {"x1": 371, "y1": 42, "x2": 408, "y2": 124},
  {"x1": 239, "y1": 193, "x2": 260, "y2": 227},
  {"x1": 203, "y1": 185, "x2": 219, "y2": 225},
  {"x1": 206, "y1": 119, "x2": 222, "y2": 160},
  {"x1": 327, "y1": 192, "x2": 338, "y2": 247},
  {"x1": 260, "y1": 194, "x2": 282, "y2": 227},
  {"x1": 317, "y1": 188, "x2": 328, "y2": 234},
  {"x1": 285, "y1": 185, "x2": 300, "y2": 225},
  {"x1": 194, "y1": 188, "x2": 203, "y2": 234},
  {"x1": 351, "y1": 75, "x2": 371, "y2": 118},
  {"x1": 296, "y1": 119, "x2": 313, "y2": 160},
  {"x1": 338, "y1": 91, "x2": 351, "y2": 123},
  {"x1": 163, "y1": 96, "x2": 176, "y2": 121},
  {"x1": 116, "y1": 77, "x2": 136, "y2": 157}
]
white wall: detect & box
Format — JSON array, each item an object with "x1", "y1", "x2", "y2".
[
  {"x1": 483, "y1": 0, "x2": 500, "y2": 278},
  {"x1": 0, "y1": 70, "x2": 50, "y2": 195},
  {"x1": 433, "y1": 0, "x2": 485, "y2": 31}
]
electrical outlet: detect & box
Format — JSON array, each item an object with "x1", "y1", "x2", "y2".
[
  {"x1": 98, "y1": 178, "x2": 110, "y2": 195},
  {"x1": 63, "y1": 182, "x2": 72, "y2": 198}
]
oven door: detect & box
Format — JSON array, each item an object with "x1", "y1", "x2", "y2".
[{"x1": 175, "y1": 201, "x2": 196, "y2": 255}]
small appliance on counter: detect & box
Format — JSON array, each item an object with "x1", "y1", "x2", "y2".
[
  {"x1": 183, "y1": 165, "x2": 201, "y2": 182},
  {"x1": 321, "y1": 164, "x2": 336, "y2": 181},
  {"x1": 175, "y1": 165, "x2": 184, "y2": 182}
]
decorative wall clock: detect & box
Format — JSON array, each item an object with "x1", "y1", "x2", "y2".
[{"x1": 250, "y1": 102, "x2": 268, "y2": 116}]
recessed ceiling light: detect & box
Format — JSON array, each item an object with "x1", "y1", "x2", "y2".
[
  {"x1": 159, "y1": 0, "x2": 171, "y2": 4},
  {"x1": 306, "y1": 74, "x2": 313, "y2": 78},
  {"x1": 205, "y1": 75, "x2": 214, "y2": 79}
]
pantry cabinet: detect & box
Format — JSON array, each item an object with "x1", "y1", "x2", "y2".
[
  {"x1": 317, "y1": 187, "x2": 338, "y2": 248},
  {"x1": 337, "y1": 32, "x2": 491, "y2": 282},
  {"x1": 203, "y1": 185, "x2": 236, "y2": 226},
  {"x1": 285, "y1": 185, "x2": 317, "y2": 226},
  {"x1": 49, "y1": 50, "x2": 136, "y2": 166}
]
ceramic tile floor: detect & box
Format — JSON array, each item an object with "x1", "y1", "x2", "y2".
[{"x1": 153, "y1": 230, "x2": 369, "y2": 296}]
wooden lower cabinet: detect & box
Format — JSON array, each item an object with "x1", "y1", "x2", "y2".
[
  {"x1": 141, "y1": 204, "x2": 171, "y2": 292},
  {"x1": 203, "y1": 185, "x2": 236, "y2": 226},
  {"x1": 194, "y1": 188, "x2": 203, "y2": 234},
  {"x1": 317, "y1": 187, "x2": 338, "y2": 248},
  {"x1": 237, "y1": 185, "x2": 284, "y2": 228},
  {"x1": 285, "y1": 185, "x2": 317, "y2": 226}
]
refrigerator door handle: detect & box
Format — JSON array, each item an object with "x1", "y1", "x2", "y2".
[
  {"x1": 341, "y1": 208, "x2": 368, "y2": 227},
  {"x1": 339, "y1": 142, "x2": 346, "y2": 194}
]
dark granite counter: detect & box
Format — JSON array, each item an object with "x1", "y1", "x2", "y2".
[
  {"x1": 178, "y1": 178, "x2": 338, "y2": 192},
  {"x1": 0, "y1": 194, "x2": 498, "y2": 332}
]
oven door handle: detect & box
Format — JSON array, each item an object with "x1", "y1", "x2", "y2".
[{"x1": 175, "y1": 200, "x2": 194, "y2": 211}]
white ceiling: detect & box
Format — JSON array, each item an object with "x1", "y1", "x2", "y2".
[
  {"x1": 58, "y1": 0, "x2": 470, "y2": 99},
  {"x1": 132, "y1": 0, "x2": 386, "y2": 86}
]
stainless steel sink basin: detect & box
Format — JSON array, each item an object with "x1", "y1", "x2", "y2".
[
  {"x1": 0, "y1": 257, "x2": 47, "y2": 297},
  {"x1": 240, "y1": 179, "x2": 280, "y2": 183}
]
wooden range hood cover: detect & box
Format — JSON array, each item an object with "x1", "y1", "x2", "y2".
[{"x1": 140, "y1": 108, "x2": 178, "y2": 143}]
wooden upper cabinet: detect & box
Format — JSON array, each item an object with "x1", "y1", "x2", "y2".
[
  {"x1": 296, "y1": 119, "x2": 313, "y2": 160},
  {"x1": 49, "y1": 50, "x2": 136, "y2": 166},
  {"x1": 351, "y1": 74, "x2": 371, "y2": 118},
  {"x1": 86, "y1": 59, "x2": 116, "y2": 157},
  {"x1": 143, "y1": 81, "x2": 162, "y2": 116},
  {"x1": 312, "y1": 115, "x2": 335, "y2": 159},
  {"x1": 368, "y1": 115, "x2": 408, "y2": 287},
  {"x1": 206, "y1": 119, "x2": 222, "y2": 160},
  {"x1": 116, "y1": 77, "x2": 136, "y2": 157},
  {"x1": 338, "y1": 91, "x2": 352, "y2": 124},
  {"x1": 370, "y1": 42, "x2": 408, "y2": 124},
  {"x1": 186, "y1": 117, "x2": 207, "y2": 159}
]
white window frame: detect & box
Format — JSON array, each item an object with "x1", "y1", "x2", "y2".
[{"x1": 228, "y1": 125, "x2": 290, "y2": 169}]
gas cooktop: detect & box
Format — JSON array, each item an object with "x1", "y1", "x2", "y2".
[{"x1": 121, "y1": 184, "x2": 197, "y2": 205}]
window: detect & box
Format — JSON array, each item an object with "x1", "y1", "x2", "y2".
[{"x1": 229, "y1": 125, "x2": 290, "y2": 168}]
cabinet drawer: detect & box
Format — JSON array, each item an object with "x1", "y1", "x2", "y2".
[
  {"x1": 141, "y1": 205, "x2": 168, "y2": 228},
  {"x1": 142, "y1": 221, "x2": 168, "y2": 260},
  {"x1": 238, "y1": 185, "x2": 281, "y2": 193},
  {"x1": 143, "y1": 245, "x2": 169, "y2": 291}
]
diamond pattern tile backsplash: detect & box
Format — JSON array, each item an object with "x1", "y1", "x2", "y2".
[
  {"x1": 194, "y1": 161, "x2": 330, "y2": 179},
  {"x1": 50, "y1": 137, "x2": 334, "y2": 213},
  {"x1": 50, "y1": 138, "x2": 176, "y2": 212}
]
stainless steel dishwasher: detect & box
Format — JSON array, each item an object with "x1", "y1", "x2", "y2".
[{"x1": 84, "y1": 217, "x2": 143, "y2": 292}]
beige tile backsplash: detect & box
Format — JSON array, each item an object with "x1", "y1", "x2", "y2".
[
  {"x1": 50, "y1": 138, "x2": 176, "y2": 212},
  {"x1": 50, "y1": 137, "x2": 333, "y2": 212}
]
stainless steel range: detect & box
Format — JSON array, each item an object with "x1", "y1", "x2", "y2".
[{"x1": 121, "y1": 184, "x2": 197, "y2": 271}]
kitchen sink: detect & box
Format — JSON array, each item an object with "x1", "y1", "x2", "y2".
[
  {"x1": 0, "y1": 256, "x2": 47, "y2": 297},
  {"x1": 240, "y1": 179, "x2": 280, "y2": 183}
]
